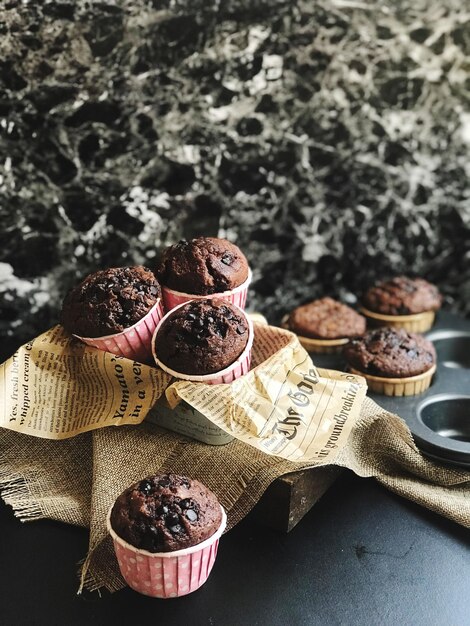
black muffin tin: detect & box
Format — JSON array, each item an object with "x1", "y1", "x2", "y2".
[{"x1": 311, "y1": 311, "x2": 470, "y2": 468}]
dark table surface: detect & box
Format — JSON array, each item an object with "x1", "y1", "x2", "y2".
[
  {"x1": 1, "y1": 311, "x2": 470, "y2": 625},
  {"x1": 1, "y1": 470, "x2": 469, "y2": 626}
]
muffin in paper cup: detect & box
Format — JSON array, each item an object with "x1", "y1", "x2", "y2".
[
  {"x1": 107, "y1": 505, "x2": 226, "y2": 598},
  {"x1": 344, "y1": 327, "x2": 437, "y2": 397},
  {"x1": 359, "y1": 307, "x2": 435, "y2": 333},
  {"x1": 349, "y1": 364, "x2": 436, "y2": 397},
  {"x1": 152, "y1": 300, "x2": 254, "y2": 385},
  {"x1": 281, "y1": 315, "x2": 350, "y2": 354},
  {"x1": 75, "y1": 299, "x2": 165, "y2": 364},
  {"x1": 162, "y1": 269, "x2": 251, "y2": 313},
  {"x1": 360, "y1": 276, "x2": 441, "y2": 333}
]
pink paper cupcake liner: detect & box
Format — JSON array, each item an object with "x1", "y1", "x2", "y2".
[
  {"x1": 74, "y1": 299, "x2": 165, "y2": 364},
  {"x1": 152, "y1": 301, "x2": 254, "y2": 384},
  {"x1": 107, "y1": 506, "x2": 227, "y2": 598},
  {"x1": 161, "y1": 269, "x2": 251, "y2": 313}
]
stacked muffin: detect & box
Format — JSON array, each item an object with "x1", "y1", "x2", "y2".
[
  {"x1": 157, "y1": 237, "x2": 250, "y2": 309},
  {"x1": 60, "y1": 237, "x2": 253, "y2": 383},
  {"x1": 153, "y1": 297, "x2": 253, "y2": 384},
  {"x1": 60, "y1": 265, "x2": 165, "y2": 363}
]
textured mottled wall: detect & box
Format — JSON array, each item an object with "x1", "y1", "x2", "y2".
[{"x1": 0, "y1": 0, "x2": 469, "y2": 358}]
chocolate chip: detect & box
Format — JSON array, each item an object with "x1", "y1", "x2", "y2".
[
  {"x1": 122, "y1": 299, "x2": 134, "y2": 311},
  {"x1": 179, "y1": 498, "x2": 191, "y2": 509},
  {"x1": 221, "y1": 253, "x2": 233, "y2": 265},
  {"x1": 185, "y1": 509, "x2": 198, "y2": 522},
  {"x1": 165, "y1": 512, "x2": 180, "y2": 528},
  {"x1": 158, "y1": 476, "x2": 171, "y2": 487},
  {"x1": 169, "y1": 524, "x2": 183, "y2": 534},
  {"x1": 140, "y1": 525, "x2": 163, "y2": 551},
  {"x1": 236, "y1": 324, "x2": 246, "y2": 335},
  {"x1": 214, "y1": 321, "x2": 228, "y2": 338},
  {"x1": 139, "y1": 479, "x2": 153, "y2": 495}
]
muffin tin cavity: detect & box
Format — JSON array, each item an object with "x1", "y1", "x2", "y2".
[
  {"x1": 418, "y1": 395, "x2": 470, "y2": 443},
  {"x1": 311, "y1": 312, "x2": 470, "y2": 467},
  {"x1": 426, "y1": 330, "x2": 470, "y2": 369}
]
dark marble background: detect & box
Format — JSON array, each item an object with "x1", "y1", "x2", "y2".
[{"x1": 1, "y1": 0, "x2": 469, "y2": 357}]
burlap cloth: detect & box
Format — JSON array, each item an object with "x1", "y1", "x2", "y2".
[{"x1": 1, "y1": 392, "x2": 469, "y2": 593}]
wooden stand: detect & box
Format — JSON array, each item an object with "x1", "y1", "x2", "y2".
[{"x1": 253, "y1": 466, "x2": 342, "y2": 532}]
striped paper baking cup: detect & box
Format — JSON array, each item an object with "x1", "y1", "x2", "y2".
[
  {"x1": 74, "y1": 299, "x2": 165, "y2": 364},
  {"x1": 152, "y1": 301, "x2": 254, "y2": 384},
  {"x1": 107, "y1": 505, "x2": 227, "y2": 598},
  {"x1": 349, "y1": 363, "x2": 436, "y2": 397},
  {"x1": 161, "y1": 269, "x2": 251, "y2": 313},
  {"x1": 281, "y1": 315, "x2": 351, "y2": 353},
  {"x1": 359, "y1": 307, "x2": 436, "y2": 333}
]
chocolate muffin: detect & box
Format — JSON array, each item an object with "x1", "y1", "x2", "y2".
[
  {"x1": 154, "y1": 299, "x2": 249, "y2": 375},
  {"x1": 344, "y1": 327, "x2": 436, "y2": 378},
  {"x1": 157, "y1": 237, "x2": 249, "y2": 295},
  {"x1": 110, "y1": 474, "x2": 222, "y2": 553},
  {"x1": 61, "y1": 266, "x2": 161, "y2": 337},
  {"x1": 362, "y1": 276, "x2": 442, "y2": 315},
  {"x1": 288, "y1": 297, "x2": 366, "y2": 339}
]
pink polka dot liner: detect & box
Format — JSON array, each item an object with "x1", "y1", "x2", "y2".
[
  {"x1": 74, "y1": 299, "x2": 165, "y2": 364},
  {"x1": 161, "y1": 269, "x2": 251, "y2": 313},
  {"x1": 106, "y1": 505, "x2": 227, "y2": 598}
]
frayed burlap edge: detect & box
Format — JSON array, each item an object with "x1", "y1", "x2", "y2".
[{"x1": 0, "y1": 468, "x2": 44, "y2": 522}]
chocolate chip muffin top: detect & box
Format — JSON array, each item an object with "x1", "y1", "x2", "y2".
[
  {"x1": 343, "y1": 327, "x2": 436, "y2": 378},
  {"x1": 61, "y1": 266, "x2": 161, "y2": 338},
  {"x1": 154, "y1": 298, "x2": 249, "y2": 376},
  {"x1": 362, "y1": 276, "x2": 442, "y2": 315},
  {"x1": 110, "y1": 474, "x2": 222, "y2": 553},
  {"x1": 288, "y1": 297, "x2": 366, "y2": 339},
  {"x1": 157, "y1": 237, "x2": 249, "y2": 295}
]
